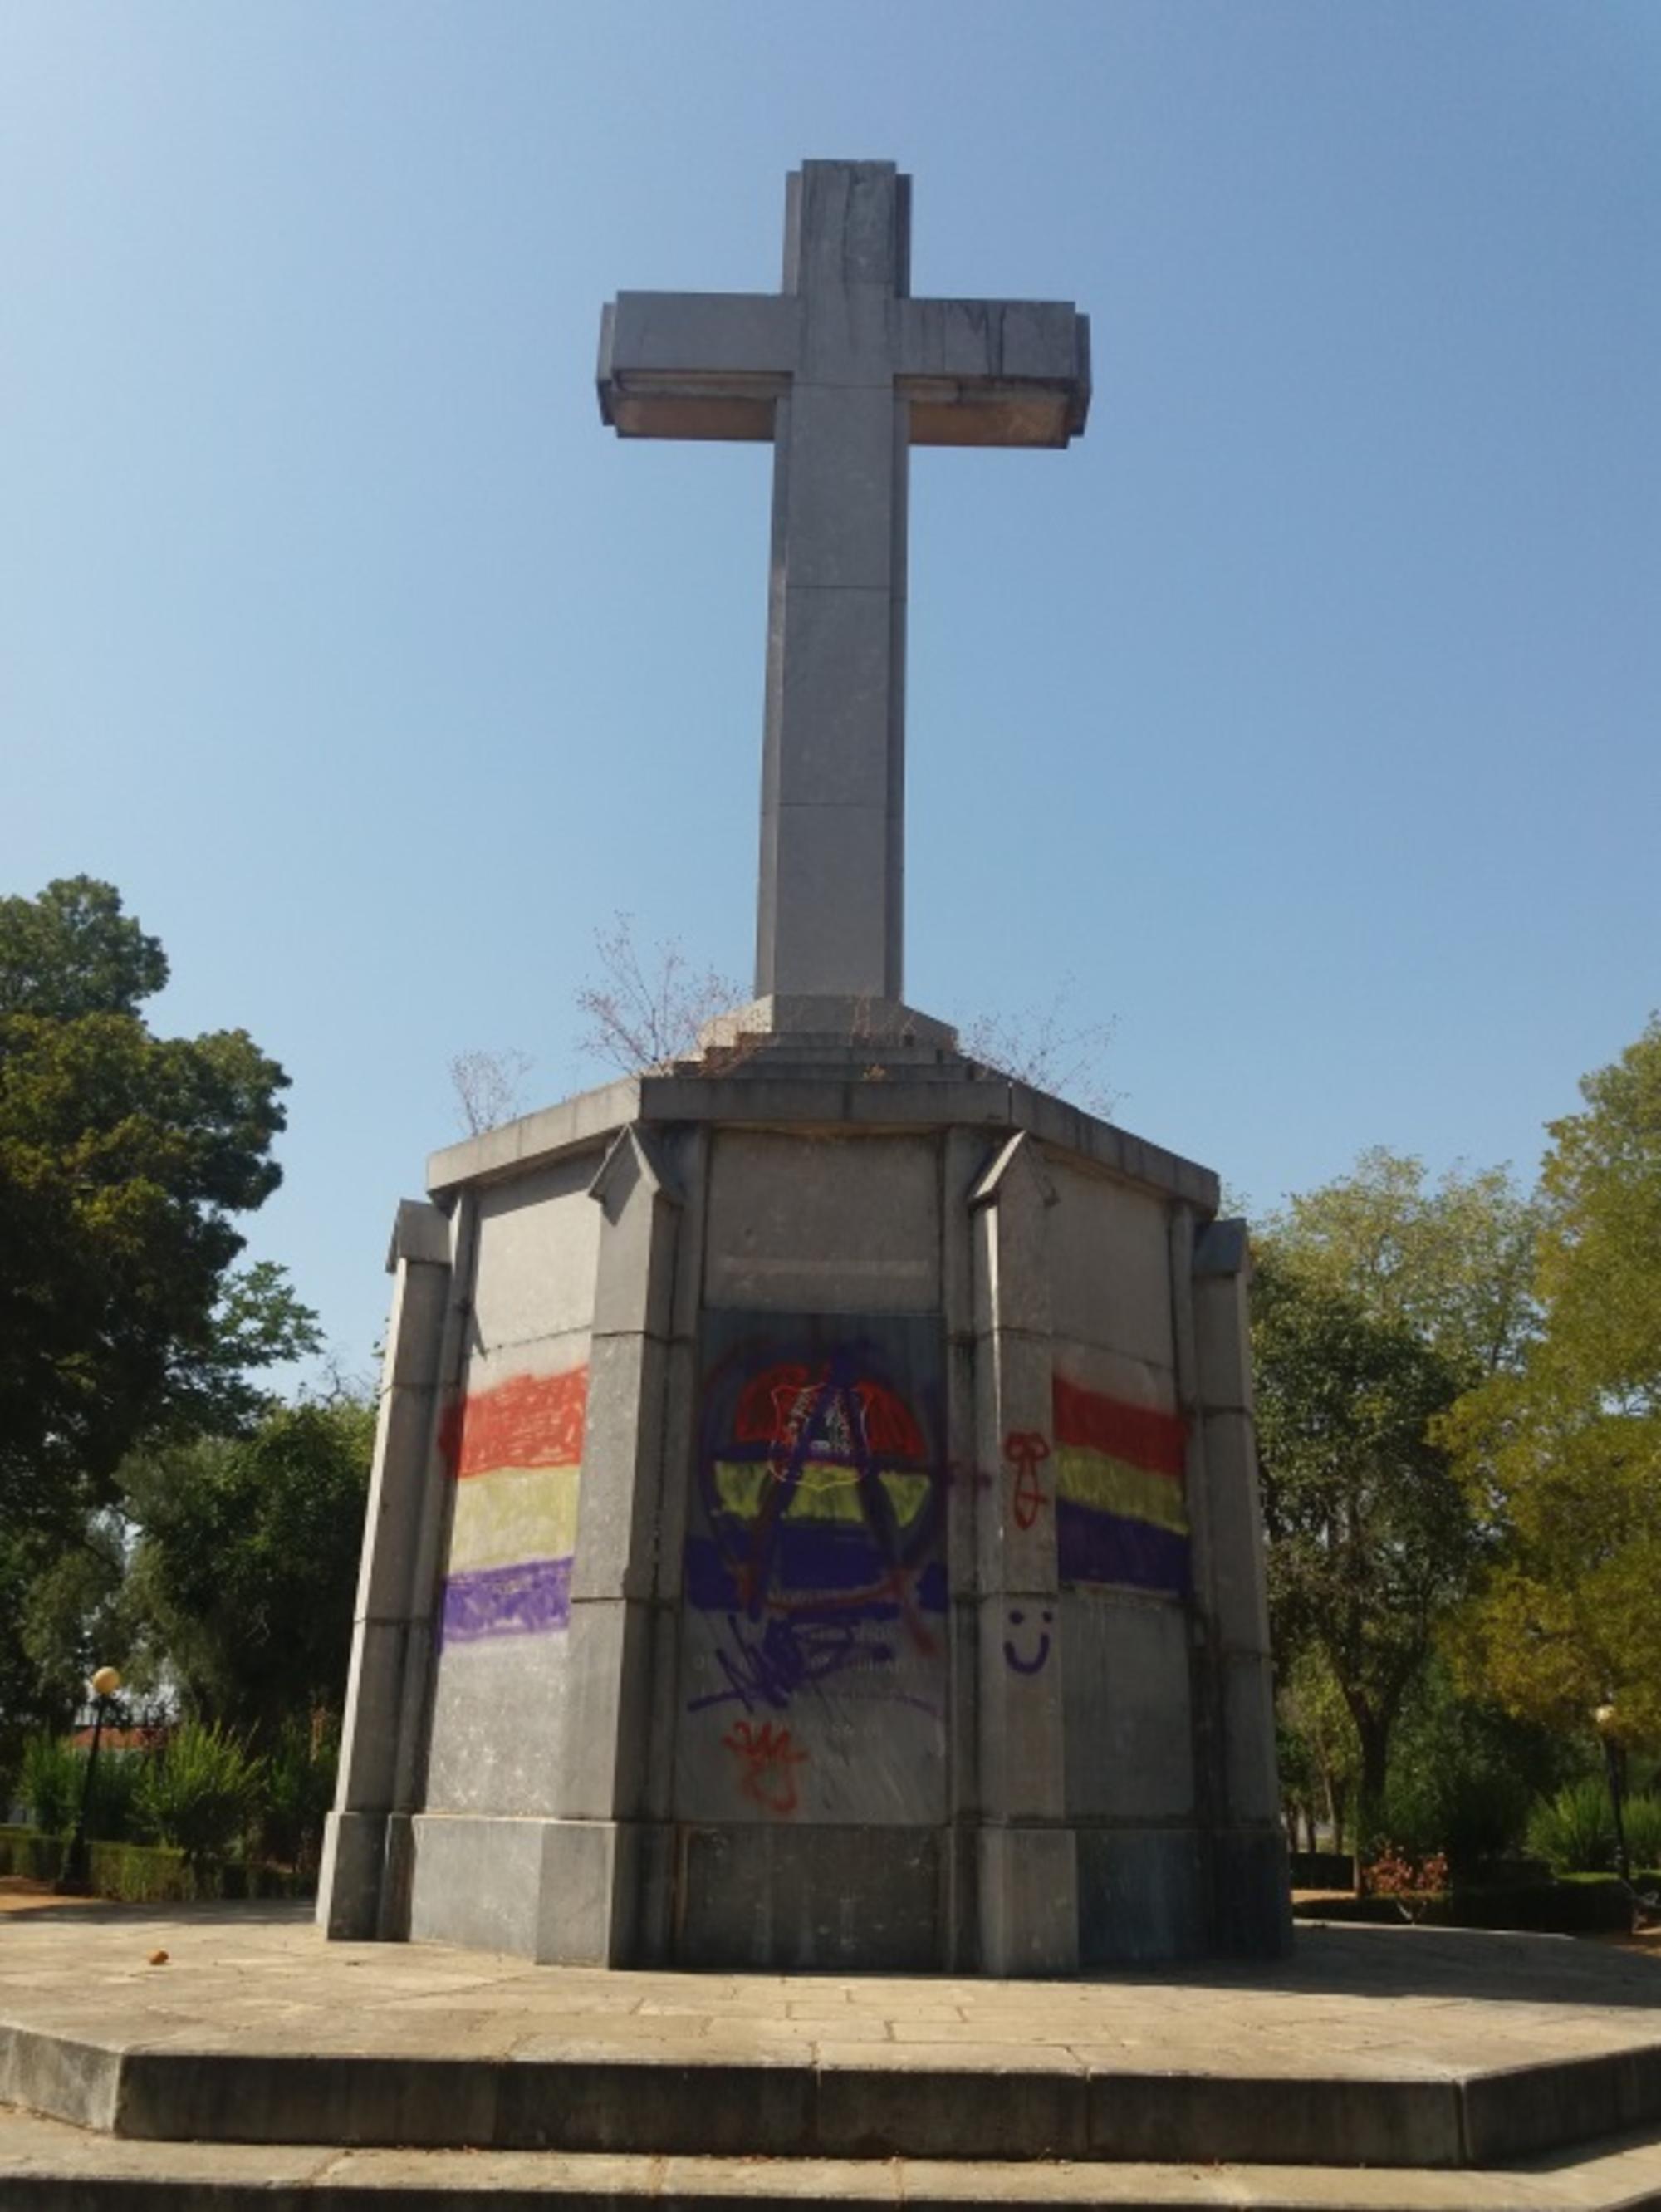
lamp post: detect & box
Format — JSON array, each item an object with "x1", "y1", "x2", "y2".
[
  {"x1": 54, "y1": 1665, "x2": 122, "y2": 1897},
  {"x1": 1595, "y1": 1700, "x2": 1631, "y2": 1887}
]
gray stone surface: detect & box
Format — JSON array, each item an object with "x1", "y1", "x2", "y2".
[
  {"x1": 599, "y1": 161, "x2": 1087, "y2": 1008},
  {"x1": 330, "y1": 1047, "x2": 1291, "y2": 1967},
  {"x1": 674, "y1": 1824, "x2": 943, "y2": 1972},
  {"x1": 12, "y1": 2102, "x2": 1661, "y2": 2210},
  {"x1": 1062, "y1": 1593, "x2": 1194, "y2": 1820},
  {"x1": 7, "y1": 1907, "x2": 1661, "y2": 2175}
]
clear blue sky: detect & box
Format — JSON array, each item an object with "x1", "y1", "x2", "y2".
[{"x1": 5, "y1": 3, "x2": 1658, "y2": 1381}]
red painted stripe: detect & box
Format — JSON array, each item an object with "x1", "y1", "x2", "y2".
[
  {"x1": 442, "y1": 1366, "x2": 588, "y2": 1479},
  {"x1": 1051, "y1": 1375, "x2": 1186, "y2": 1478}
]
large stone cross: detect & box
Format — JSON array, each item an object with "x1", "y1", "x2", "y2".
[{"x1": 599, "y1": 160, "x2": 1090, "y2": 1019}]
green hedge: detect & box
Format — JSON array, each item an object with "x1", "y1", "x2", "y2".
[{"x1": 0, "y1": 1824, "x2": 313, "y2": 1902}]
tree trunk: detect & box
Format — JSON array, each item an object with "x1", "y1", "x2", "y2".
[{"x1": 1355, "y1": 1714, "x2": 1391, "y2": 1885}]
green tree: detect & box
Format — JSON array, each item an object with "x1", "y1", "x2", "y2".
[
  {"x1": 1443, "y1": 1019, "x2": 1661, "y2": 1740},
  {"x1": 1276, "y1": 1646, "x2": 1360, "y2": 1852},
  {"x1": 1262, "y1": 1147, "x2": 1538, "y2": 1384},
  {"x1": 0, "y1": 878, "x2": 313, "y2": 1537},
  {"x1": 121, "y1": 1395, "x2": 375, "y2": 1742},
  {"x1": 1253, "y1": 1249, "x2": 1477, "y2": 1848},
  {"x1": 1380, "y1": 1657, "x2": 1577, "y2": 1871}
]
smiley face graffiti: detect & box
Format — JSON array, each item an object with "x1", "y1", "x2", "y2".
[{"x1": 1002, "y1": 1606, "x2": 1054, "y2": 1675}]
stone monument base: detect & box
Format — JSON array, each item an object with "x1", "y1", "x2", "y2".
[
  {"x1": 7, "y1": 1906, "x2": 1661, "y2": 2205},
  {"x1": 321, "y1": 1018, "x2": 1289, "y2": 1973}
]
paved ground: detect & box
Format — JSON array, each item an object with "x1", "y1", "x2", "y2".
[{"x1": 2, "y1": 1898, "x2": 1659, "y2": 2082}]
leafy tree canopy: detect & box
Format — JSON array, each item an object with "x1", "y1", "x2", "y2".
[
  {"x1": 1258, "y1": 1147, "x2": 1539, "y2": 1384},
  {"x1": 120, "y1": 1395, "x2": 375, "y2": 1741},
  {"x1": 1443, "y1": 1018, "x2": 1661, "y2": 1740},
  {"x1": 1253, "y1": 1248, "x2": 1477, "y2": 1838},
  {"x1": 0, "y1": 877, "x2": 315, "y2": 1536}
]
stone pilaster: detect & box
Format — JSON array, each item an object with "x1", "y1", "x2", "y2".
[
  {"x1": 1189, "y1": 1217, "x2": 1291, "y2": 1955},
  {"x1": 555, "y1": 1124, "x2": 685, "y2": 1962},
  {"x1": 318, "y1": 1199, "x2": 456, "y2": 1940},
  {"x1": 969, "y1": 1131, "x2": 1077, "y2": 1974}
]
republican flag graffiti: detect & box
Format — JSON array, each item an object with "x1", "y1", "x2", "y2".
[
  {"x1": 438, "y1": 1366, "x2": 588, "y2": 1644},
  {"x1": 1052, "y1": 1374, "x2": 1189, "y2": 1597}
]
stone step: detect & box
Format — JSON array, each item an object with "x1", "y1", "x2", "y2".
[
  {"x1": 4, "y1": 2103, "x2": 1661, "y2": 2211},
  {"x1": 9, "y1": 2023, "x2": 1661, "y2": 2171}
]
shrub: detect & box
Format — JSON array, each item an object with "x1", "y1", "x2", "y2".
[
  {"x1": 1620, "y1": 1793, "x2": 1661, "y2": 1870},
  {"x1": 87, "y1": 1749, "x2": 144, "y2": 1842},
  {"x1": 136, "y1": 1722, "x2": 264, "y2": 1877},
  {"x1": 1526, "y1": 1778, "x2": 1617, "y2": 1874},
  {"x1": 253, "y1": 1719, "x2": 338, "y2": 1875},
  {"x1": 20, "y1": 1735, "x2": 81, "y2": 1834}
]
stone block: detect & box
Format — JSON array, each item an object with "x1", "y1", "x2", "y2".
[
  {"x1": 973, "y1": 1330, "x2": 1055, "y2": 1592},
  {"x1": 1047, "y1": 1336, "x2": 1177, "y2": 1417},
  {"x1": 761, "y1": 797, "x2": 895, "y2": 1000},
  {"x1": 779, "y1": 386, "x2": 901, "y2": 591},
  {"x1": 786, "y1": 159, "x2": 907, "y2": 295},
  {"x1": 456, "y1": 1328, "x2": 594, "y2": 1410},
  {"x1": 1222, "y1": 1649, "x2": 1281, "y2": 1825},
  {"x1": 352, "y1": 1386, "x2": 443, "y2": 1621},
  {"x1": 423, "y1": 1621, "x2": 576, "y2": 1818},
  {"x1": 899, "y1": 295, "x2": 1085, "y2": 385},
  {"x1": 970, "y1": 1132, "x2": 1055, "y2": 1340},
  {"x1": 816, "y1": 2048, "x2": 1089, "y2": 2161},
  {"x1": 1087, "y1": 2065, "x2": 1459, "y2": 2167},
  {"x1": 799, "y1": 278, "x2": 898, "y2": 385},
  {"x1": 550, "y1": 1597, "x2": 655, "y2": 1820},
  {"x1": 498, "y1": 2048, "x2": 815, "y2": 2156},
  {"x1": 1061, "y1": 1593, "x2": 1193, "y2": 1820},
  {"x1": 1198, "y1": 1410, "x2": 1271, "y2": 1654},
  {"x1": 333, "y1": 1618, "x2": 413, "y2": 1812},
  {"x1": 1076, "y1": 1827, "x2": 1205, "y2": 1964},
  {"x1": 704, "y1": 1130, "x2": 938, "y2": 1312},
  {"x1": 977, "y1": 1592, "x2": 1064, "y2": 1815},
  {"x1": 427, "y1": 1077, "x2": 638, "y2": 1198},
  {"x1": 943, "y1": 1337, "x2": 979, "y2": 1597},
  {"x1": 1193, "y1": 1244, "x2": 1253, "y2": 1413},
  {"x1": 674, "y1": 1615, "x2": 948, "y2": 1827},
  {"x1": 977, "y1": 1825, "x2": 1079, "y2": 1975},
  {"x1": 588, "y1": 1128, "x2": 682, "y2": 1344},
  {"x1": 379, "y1": 1249, "x2": 450, "y2": 1394},
  {"x1": 470, "y1": 1160, "x2": 600, "y2": 1354},
  {"x1": 316, "y1": 1809, "x2": 386, "y2": 1940},
  {"x1": 1046, "y1": 1165, "x2": 1174, "y2": 1370},
  {"x1": 649, "y1": 1341, "x2": 697, "y2": 1605},
  {"x1": 0, "y1": 2026, "x2": 122, "y2": 2134},
  {"x1": 947, "y1": 1596, "x2": 979, "y2": 1811},
  {"x1": 1209, "y1": 1827, "x2": 1292, "y2": 1959},
  {"x1": 408, "y1": 1812, "x2": 635, "y2": 1965},
  {"x1": 664, "y1": 1125, "x2": 709, "y2": 1342},
  {"x1": 772, "y1": 586, "x2": 896, "y2": 810},
  {"x1": 115, "y1": 2045, "x2": 503, "y2": 2151},
  {"x1": 674, "y1": 1822, "x2": 941, "y2": 1970},
  {"x1": 571, "y1": 1332, "x2": 669, "y2": 1601},
  {"x1": 605, "y1": 289, "x2": 797, "y2": 377}
]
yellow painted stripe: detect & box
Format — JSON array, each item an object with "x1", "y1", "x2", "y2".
[
  {"x1": 713, "y1": 1461, "x2": 931, "y2": 1528},
  {"x1": 1055, "y1": 1446, "x2": 1188, "y2": 1536},
  {"x1": 448, "y1": 1462, "x2": 581, "y2": 1574}
]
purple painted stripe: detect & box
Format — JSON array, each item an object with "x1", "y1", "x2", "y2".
[
  {"x1": 440, "y1": 1554, "x2": 573, "y2": 1645},
  {"x1": 1056, "y1": 1499, "x2": 1190, "y2": 1597}
]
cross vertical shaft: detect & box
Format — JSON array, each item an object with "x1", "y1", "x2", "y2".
[
  {"x1": 598, "y1": 160, "x2": 1090, "y2": 1023},
  {"x1": 761, "y1": 164, "x2": 910, "y2": 1004}
]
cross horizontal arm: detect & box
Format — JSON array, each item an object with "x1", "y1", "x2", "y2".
[
  {"x1": 899, "y1": 297, "x2": 1090, "y2": 448},
  {"x1": 599, "y1": 292, "x2": 800, "y2": 442}
]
